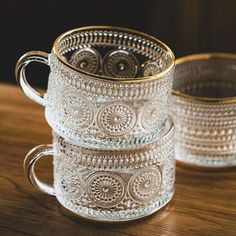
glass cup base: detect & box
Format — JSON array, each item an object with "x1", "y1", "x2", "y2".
[
  {"x1": 56, "y1": 189, "x2": 174, "y2": 222},
  {"x1": 175, "y1": 147, "x2": 236, "y2": 168}
]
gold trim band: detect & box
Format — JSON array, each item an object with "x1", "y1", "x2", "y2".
[
  {"x1": 52, "y1": 26, "x2": 175, "y2": 83},
  {"x1": 172, "y1": 53, "x2": 236, "y2": 103}
]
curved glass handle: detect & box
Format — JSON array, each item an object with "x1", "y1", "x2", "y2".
[
  {"x1": 24, "y1": 144, "x2": 55, "y2": 196},
  {"x1": 15, "y1": 51, "x2": 49, "y2": 106}
]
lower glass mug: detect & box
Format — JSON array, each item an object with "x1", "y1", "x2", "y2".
[{"x1": 24, "y1": 120, "x2": 175, "y2": 222}]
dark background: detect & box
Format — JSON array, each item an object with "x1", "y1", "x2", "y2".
[{"x1": 2, "y1": 0, "x2": 236, "y2": 88}]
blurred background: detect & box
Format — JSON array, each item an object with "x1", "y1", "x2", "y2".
[{"x1": 1, "y1": 0, "x2": 236, "y2": 88}]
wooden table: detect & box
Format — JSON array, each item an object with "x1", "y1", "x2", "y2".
[{"x1": 0, "y1": 83, "x2": 235, "y2": 236}]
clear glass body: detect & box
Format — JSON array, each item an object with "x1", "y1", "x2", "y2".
[
  {"x1": 24, "y1": 120, "x2": 175, "y2": 222},
  {"x1": 170, "y1": 54, "x2": 236, "y2": 167},
  {"x1": 16, "y1": 26, "x2": 175, "y2": 150}
]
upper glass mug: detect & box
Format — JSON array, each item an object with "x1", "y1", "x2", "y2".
[{"x1": 16, "y1": 26, "x2": 175, "y2": 149}]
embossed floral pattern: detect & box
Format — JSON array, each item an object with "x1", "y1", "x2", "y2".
[
  {"x1": 70, "y1": 47, "x2": 101, "y2": 74},
  {"x1": 87, "y1": 172, "x2": 125, "y2": 208},
  {"x1": 141, "y1": 100, "x2": 165, "y2": 130},
  {"x1": 128, "y1": 166, "x2": 162, "y2": 203},
  {"x1": 103, "y1": 50, "x2": 139, "y2": 78},
  {"x1": 97, "y1": 102, "x2": 137, "y2": 136},
  {"x1": 60, "y1": 91, "x2": 94, "y2": 130},
  {"x1": 58, "y1": 167, "x2": 83, "y2": 200},
  {"x1": 141, "y1": 60, "x2": 162, "y2": 77}
]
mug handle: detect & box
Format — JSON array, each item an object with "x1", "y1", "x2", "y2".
[
  {"x1": 24, "y1": 144, "x2": 55, "y2": 196},
  {"x1": 15, "y1": 51, "x2": 49, "y2": 106}
]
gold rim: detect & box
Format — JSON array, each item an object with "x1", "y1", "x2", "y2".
[
  {"x1": 172, "y1": 53, "x2": 236, "y2": 103},
  {"x1": 52, "y1": 26, "x2": 175, "y2": 83}
]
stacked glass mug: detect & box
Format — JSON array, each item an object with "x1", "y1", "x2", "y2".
[{"x1": 15, "y1": 26, "x2": 175, "y2": 222}]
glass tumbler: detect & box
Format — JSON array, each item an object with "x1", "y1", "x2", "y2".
[
  {"x1": 170, "y1": 53, "x2": 236, "y2": 167},
  {"x1": 15, "y1": 26, "x2": 175, "y2": 150},
  {"x1": 24, "y1": 120, "x2": 175, "y2": 222}
]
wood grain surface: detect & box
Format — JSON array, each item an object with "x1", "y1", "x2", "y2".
[{"x1": 0, "y1": 83, "x2": 235, "y2": 236}]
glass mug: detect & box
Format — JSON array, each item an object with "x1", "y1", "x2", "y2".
[
  {"x1": 24, "y1": 120, "x2": 175, "y2": 222},
  {"x1": 170, "y1": 53, "x2": 236, "y2": 167},
  {"x1": 16, "y1": 26, "x2": 175, "y2": 150}
]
